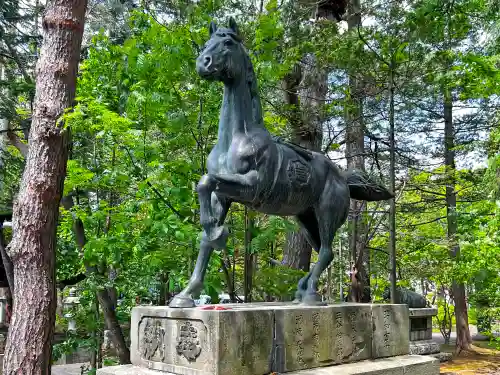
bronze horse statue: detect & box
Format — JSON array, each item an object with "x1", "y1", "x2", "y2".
[{"x1": 169, "y1": 18, "x2": 393, "y2": 308}]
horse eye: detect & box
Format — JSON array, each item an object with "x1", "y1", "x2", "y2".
[{"x1": 224, "y1": 39, "x2": 233, "y2": 47}]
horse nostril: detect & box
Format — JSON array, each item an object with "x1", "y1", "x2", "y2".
[{"x1": 204, "y1": 56, "x2": 212, "y2": 67}]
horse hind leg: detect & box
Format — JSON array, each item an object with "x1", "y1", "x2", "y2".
[
  {"x1": 293, "y1": 209, "x2": 321, "y2": 303},
  {"x1": 302, "y1": 184, "x2": 349, "y2": 305}
]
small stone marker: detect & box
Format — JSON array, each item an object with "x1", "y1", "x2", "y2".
[{"x1": 371, "y1": 304, "x2": 410, "y2": 358}]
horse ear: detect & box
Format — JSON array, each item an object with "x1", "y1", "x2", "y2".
[
  {"x1": 209, "y1": 21, "x2": 217, "y2": 36},
  {"x1": 228, "y1": 17, "x2": 238, "y2": 34}
]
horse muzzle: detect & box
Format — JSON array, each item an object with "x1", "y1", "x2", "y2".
[{"x1": 196, "y1": 55, "x2": 218, "y2": 79}]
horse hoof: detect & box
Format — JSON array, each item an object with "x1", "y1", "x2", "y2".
[
  {"x1": 301, "y1": 293, "x2": 327, "y2": 306},
  {"x1": 169, "y1": 295, "x2": 196, "y2": 308},
  {"x1": 293, "y1": 290, "x2": 303, "y2": 304}
]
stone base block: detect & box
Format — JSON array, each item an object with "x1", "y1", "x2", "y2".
[
  {"x1": 130, "y1": 303, "x2": 409, "y2": 375},
  {"x1": 97, "y1": 355, "x2": 439, "y2": 375},
  {"x1": 273, "y1": 303, "x2": 373, "y2": 372},
  {"x1": 131, "y1": 305, "x2": 274, "y2": 375},
  {"x1": 409, "y1": 340, "x2": 440, "y2": 355}
]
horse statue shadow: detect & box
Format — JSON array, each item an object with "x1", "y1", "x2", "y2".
[{"x1": 169, "y1": 17, "x2": 393, "y2": 308}]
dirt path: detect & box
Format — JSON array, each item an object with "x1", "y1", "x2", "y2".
[{"x1": 440, "y1": 343, "x2": 500, "y2": 374}]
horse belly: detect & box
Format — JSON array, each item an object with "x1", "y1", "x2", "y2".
[
  {"x1": 253, "y1": 187, "x2": 313, "y2": 215},
  {"x1": 253, "y1": 154, "x2": 321, "y2": 215}
]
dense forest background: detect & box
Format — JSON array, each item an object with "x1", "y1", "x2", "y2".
[{"x1": 0, "y1": 0, "x2": 499, "y2": 370}]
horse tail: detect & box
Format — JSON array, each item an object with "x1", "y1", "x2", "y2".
[{"x1": 344, "y1": 169, "x2": 394, "y2": 201}]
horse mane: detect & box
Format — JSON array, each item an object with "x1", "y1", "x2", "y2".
[
  {"x1": 215, "y1": 28, "x2": 264, "y2": 127},
  {"x1": 242, "y1": 49, "x2": 264, "y2": 126}
]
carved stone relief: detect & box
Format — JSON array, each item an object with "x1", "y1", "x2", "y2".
[
  {"x1": 176, "y1": 321, "x2": 202, "y2": 362},
  {"x1": 141, "y1": 319, "x2": 166, "y2": 361}
]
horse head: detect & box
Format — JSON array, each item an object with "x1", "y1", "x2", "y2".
[{"x1": 196, "y1": 17, "x2": 249, "y2": 84}]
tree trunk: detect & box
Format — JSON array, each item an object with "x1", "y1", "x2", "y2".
[
  {"x1": 221, "y1": 256, "x2": 236, "y2": 302},
  {"x1": 443, "y1": 89, "x2": 471, "y2": 352},
  {"x1": 158, "y1": 272, "x2": 169, "y2": 305},
  {"x1": 282, "y1": 53, "x2": 327, "y2": 273},
  {"x1": 0, "y1": 64, "x2": 8, "y2": 174},
  {"x1": 3, "y1": 0, "x2": 87, "y2": 373},
  {"x1": 388, "y1": 59, "x2": 397, "y2": 304},
  {"x1": 283, "y1": 232, "x2": 312, "y2": 271},
  {"x1": 107, "y1": 270, "x2": 118, "y2": 310},
  {"x1": 90, "y1": 295, "x2": 98, "y2": 371},
  {"x1": 72, "y1": 214, "x2": 131, "y2": 364},
  {"x1": 244, "y1": 207, "x2": 254, "y2": 303},
  {"x1": 61, "y1": 192, "x2": 131, "y2": 364},
  {"x1": 97, "y1": 288, "x2": 131, "y2": 364},
  {"x1": 345, "y1": 0, "x2": 370, "y2": 302},
  {"x1": 0, "y1": 119, "x2": 8, "y2": 177}
]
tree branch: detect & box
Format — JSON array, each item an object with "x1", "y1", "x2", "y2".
[
  {"x1": 6, "y1": 130, "x2": 28, "y2": 158},
  {"x1": 4, "y1": 40, "x2": 33, "y2": 84},
  {"x1": 61, "y1": 195, "x2": 131, "y2": 364},
  {"x1": 357, "y1": 24, "x2": 390, "y2": 67},
  {"x1": 411, "y1": 216, "x2": 447, "y2": 227}
]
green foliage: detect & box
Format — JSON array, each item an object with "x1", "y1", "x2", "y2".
[{"x1": 52, "y1": 334, "x2": 80, "y2": 363}]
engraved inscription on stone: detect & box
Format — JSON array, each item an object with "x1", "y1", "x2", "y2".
[
  {"x1": 294, "y1": 314, "x2": 305, "y2": 366},
  {"x1": 347, "y1": 309, "x2": 364, "y2": 359},
  {"x1": 383, "y1": 308, "x2": 391, "y2": 349},
  {"x1": 311, "y1": 312, "x2": 320, "y2": 361},
  {"x1": 239, "y1": 311, "x2": 266, "y2": 368},
  {"x1": 371, "y1": 304, "x2": 409, "y2": 359},
  {"x1": 141, "y1": 319, "x2": 165, "y2": 361},
  {"x1": 334, "y1": 311, "x2": 343, "y2": 360},
  {"x1": 176, "y1": 321, "x2": 202, "y2": 362}
]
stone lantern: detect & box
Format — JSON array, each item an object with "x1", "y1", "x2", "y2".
[{"x1": 63, "y1": 287, "x2": 80, "y2": 332}]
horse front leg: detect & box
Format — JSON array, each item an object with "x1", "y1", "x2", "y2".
[
  {"x1": 197, "y1": 174, "x2": 225, "y2": 242},
  {"x1": 198, "y1": 171, "x2": 259, "y2": 241},
  {"x1": 169, "y1": 193, "x2": 231, "y2": 308}
]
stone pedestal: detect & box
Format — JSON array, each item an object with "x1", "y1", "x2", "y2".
[
  {"x1": 98, "y1": 303, "x2": 438, "y2": 375},
  {"x1": 408, "y1": 308, "x2": 440, "y2": 356},
  {"x1": 125, "y1": 303, "x2": 410, "y2": 375},
  {"x1": 98, "y1": 355, "x2": 439, "y2": 375}
]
